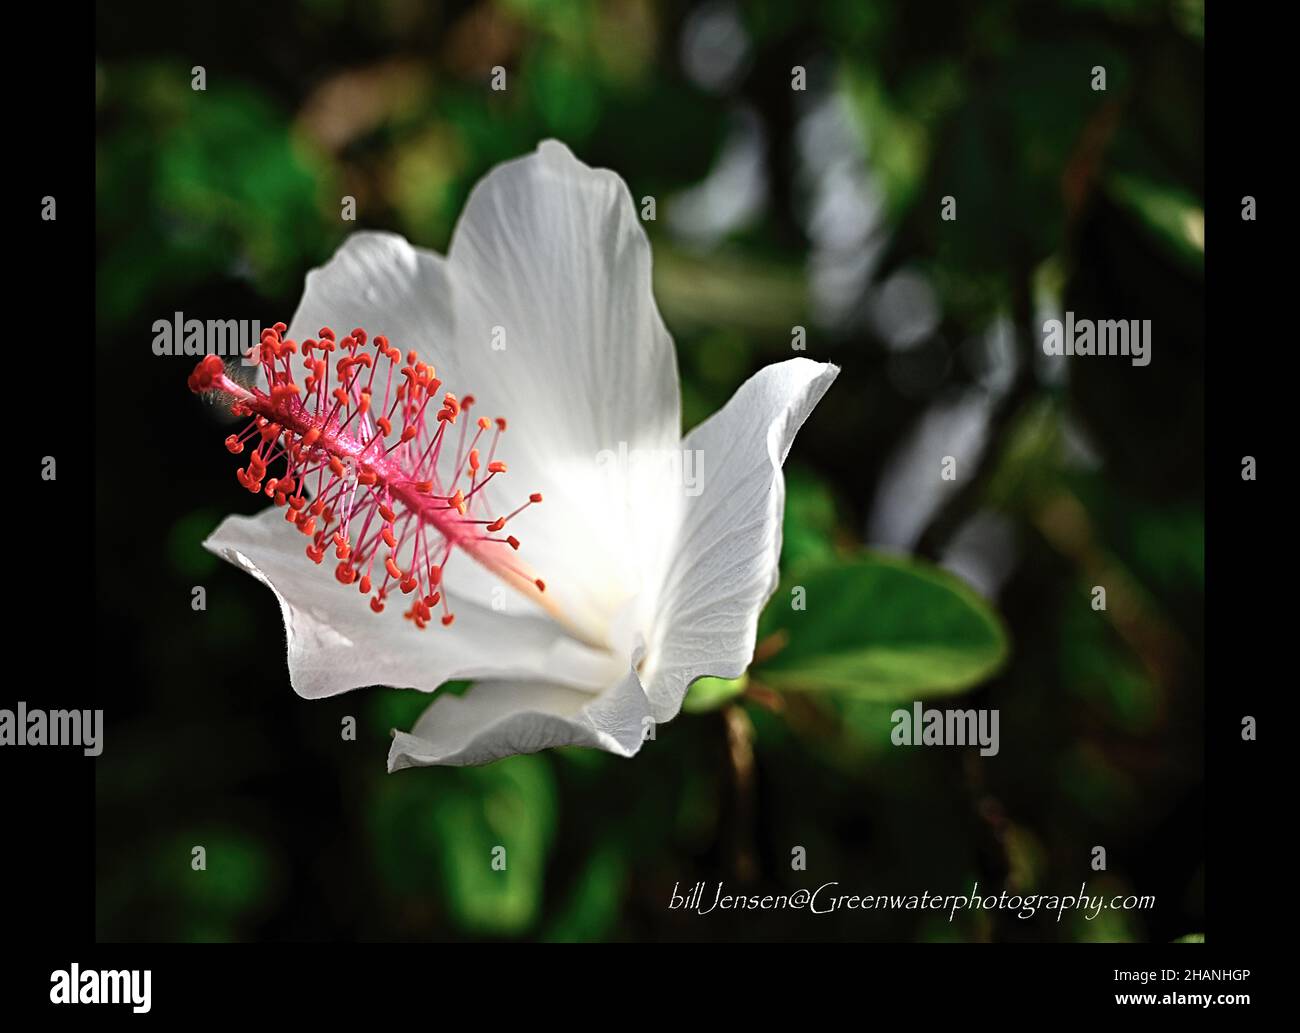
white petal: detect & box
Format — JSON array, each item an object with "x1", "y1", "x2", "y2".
[
  {"x1": 286, "y1": 141, "x2": 682, "y2": 645},
  {"x1": 387, "y1": 652, "x2": 652, "y2": 769},
  {"x1": 204, "y1": 507, "x2": 621, "y2": 699},
  {"x1": 641, "y1": 358, "x2": 839, "y2": 720}
]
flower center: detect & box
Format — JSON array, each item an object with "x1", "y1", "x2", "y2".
[{"x1": 189, "y1": 322, "x2": 550, "y2": 630}]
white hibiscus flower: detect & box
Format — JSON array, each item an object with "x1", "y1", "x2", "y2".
[{"x1": 195, "y1": 140, "x2": 837, "y2": 769}]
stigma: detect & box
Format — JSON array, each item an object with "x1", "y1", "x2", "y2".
[{"x1": 190, "y1": 323, "x2": 547, "y2": 630}]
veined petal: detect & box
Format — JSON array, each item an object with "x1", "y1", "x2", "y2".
[
  {"x1": 387, "y1": 652, "x2": 652, "y2": 769},
  {"x1": 204, "y1": 507, "x2": 619, "y2": 699},
  {"x1": 641, "y1": 358, "x2": 839, "y2": 721},
  {"x1": 287, "y1": 141, "x2": 681, "y2": 646}
]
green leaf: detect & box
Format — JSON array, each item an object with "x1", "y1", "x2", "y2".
[
  {"x1": 542, "y1": 844, "x2": 626, "y2": 943},
  {"x1": 1105, "y1": 171, "x2": 1204, "y2": 271},
  {"x1": 781, "y1": 469, "x2": 839, "y2": 572},
  {"x1": 682, "y1": 674, "x2": 748, "y2": 714},
  {"x1": 755, "y1": 553, "x2": 1008, "y2": 700},
  {"x1": 369, "y1": 753, "x2": 557, "y2": 936}
]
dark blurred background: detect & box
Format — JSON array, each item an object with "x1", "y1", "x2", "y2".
[{"x1": 95, "y1": 0, "x2": 1204, "y2": 941}]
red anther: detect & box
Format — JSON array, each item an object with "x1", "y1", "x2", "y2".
[
  {"x1": 487, "y1": 517, "x2": 505, "y2": 532},
  {"x1": 352, "y1": 328, "x2": 367, "y2": 345},
  {"x1": 400, "y1": 575, "x2": 417, "y2": 594},
  {"x1": 507, "y1": 535, "x2": 520, "y2": 550},
  {"x1": 414, "y1": 481, "x2": 433, "y2": 494},
  {"x1": 378, "y1": 503, "x2": 396, "y2": 523},
  {"x1": 358, "y1": 469, "x2": 378, "y2": 486},
  {"x1": 328, "y1": 456, "x2": 345, "y2": 477},
  {"x1": 496, "y1": 417, "x2": 507, "y2": 431},
  {"x1": 370, "y1": 596, "x2": 385, "y2": 613},
  {"x1": 318, "y1": 326, "x2": 335, "y2": 341},
  {"x1": 309, "y1": 499, "x2": 325, "y2": 516},
  {"x1": 225, "y1": 435, "x2": 244, "y2": 454},
  {"x1": 335, "y1": 563, "x2": 357, "y2": 585},
  {"x1": 462, "y1": 394, "x2": 475, "y2": 409},
  {"x1": 488, "y1": 461, "x2": 508, "y2": 474},
  {"x1": 306, "y1": 544, "x2": 325, "y2": 564},
  {"x1": 376, "y1": 417, "x2": 392, "y2": 437},
  {"x1": 358, "y1": 391, "x2": 372, "y2": 414},
  {"x1": 359, "y1": 575, "x2": 372, "y2": 595},
  {"x1": 477, "y1": 416, "x2": 491, "y2": 432},
  {"x1": 441, "y1": 613, "x2": 455, "y2": 627},
  {"x1": 425, "y1": 592, "x2": 441, "y2": 608},
  {"x1": 400, "y1": 426, "x2": 417, "y2": 443},
  {"x1": 382, "y1": 527, "x2": 397, "y2": 549},
  {"x1": 272, "y1": 321, "x2": 287, "y2": 335},
  {"x1": 535, "y1": 579, "x2": 546, "y2": 592},
  {"x1": 288, "y1": 495, "x2": 307, "y2": 511},
  {"x1": 469, "y1": 449, "x2": 481, "y2": 473},
  {"x1": 529, "y1": 493, "x2": 543, "y2": 503},
  {"x1": 298, "y1": 517, "x2": 317, "y2": 536},
  {"x1": 429, "y1": 565, "x2": 442, "y2": 584},
  {"x1": 451, "y1": 490, "x2": 466, "y2": 515},
  {"x1": 385, "y1": 556, "x2": 402, "y2": 580},
  {"x1": 406, "y1": 349, "x2": 417, "y2": 365},
  {"x1": 189, "y1": 354, "x2": 225, "y2": 392},
  {"x1": 442, "y1": 393, "x2": 460, "y2": 417}
]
